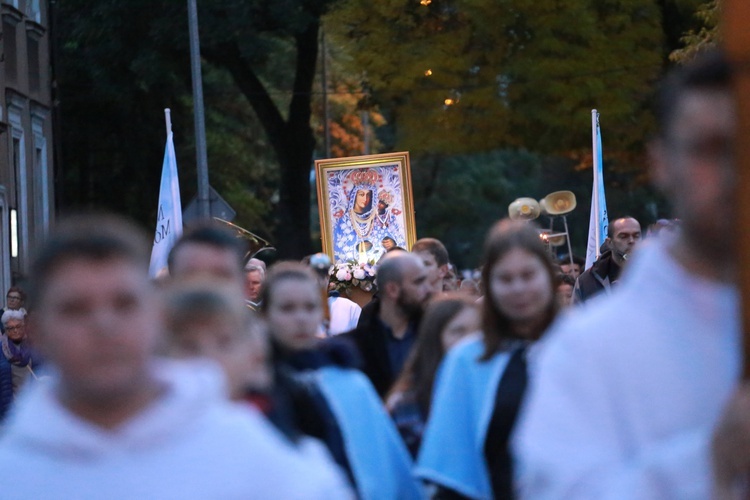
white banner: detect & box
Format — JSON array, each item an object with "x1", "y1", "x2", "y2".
[
  {"x1": 585, "y1": 110, "x2": 608, "y2": 270},
  {"x1": 149, "y1": 114, "x2": 182, "y2": 278}
]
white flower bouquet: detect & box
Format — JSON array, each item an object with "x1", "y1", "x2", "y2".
[{"x1": 329, "y1": 260, "x2": 377, "y2": 293}]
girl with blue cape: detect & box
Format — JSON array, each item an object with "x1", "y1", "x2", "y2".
[
  {"x1": 416, "y1": 220, "x2": 560, "y2": 499},
  {"x1": 386, "y1": 293, "x2": 481, "y2": 458},
  {"x1": 259, "y1": 262, "x2": 423, "y2": 500}
]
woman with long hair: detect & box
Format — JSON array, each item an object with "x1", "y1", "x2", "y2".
[
  {"x1": 386, "y1": 293, "x2": 480, "y2": 457},
  {"x1": 416, "y1": 219, "x2": 559, "y2": 499},
  {"x1": 259, "y1": 262, "x2": 422, "y2": 500}
]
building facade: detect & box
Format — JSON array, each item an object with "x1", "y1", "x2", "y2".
[{"x1": 0, "y1": 0, "x2": 53, "y2": 292}]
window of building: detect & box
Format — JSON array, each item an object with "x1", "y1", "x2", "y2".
[
  {"x1": 31, "y1": 108, "x2": 48, "y2": 237},
  {"x1": 26, "y1": 0, "x2": 41, "y2": 23},
  {"x1": 27, "y1": 35, "x2": 39, "y2": 92},
  {"x1": 3, "y1": 20, "x2": 17, "y2": 84}
]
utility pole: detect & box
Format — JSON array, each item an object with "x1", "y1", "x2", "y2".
[
  {"x1": 187, "y1": 0, "x2": 210, "y2": 218},
  {"x1": 321, "y1": 29, "x2": 331, "y2": 159}
]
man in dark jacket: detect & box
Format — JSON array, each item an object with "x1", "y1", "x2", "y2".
[
  {"x1": 573, "y1": 216, "x2": 642, "y2": 304},
  {"x1": 340, "y1": 252, "x2": 432, "y2": 397}
]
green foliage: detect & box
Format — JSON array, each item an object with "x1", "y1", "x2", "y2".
[
  {"x1": 55, "y1": 0, "x2": 707, "y2": 262},
  {"x1": 197, "y1": 66, "x2": 279, "y2": 238},
  {"x1": 412, "y1": 150, "x2": 542, "y2": 267},
  {"x1": 670, "y1": 0, "x2": 720, "y2": 62},
  {"x1": 56, "y1": 0, "x2": 192, "y2": 223},
  {"x1": 56, "y1": 0, "x2": 335, "y2": 254},
  {"x1": 327, "y1": 0, "x2": 664, "y2": 155},
  {"x1": 412, "y1": 149, "x2": 668, "y2": 268}
]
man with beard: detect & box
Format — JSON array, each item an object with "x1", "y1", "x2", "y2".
[{"x1": 340, "y1": 252, "x2": 432, "y2": 398}]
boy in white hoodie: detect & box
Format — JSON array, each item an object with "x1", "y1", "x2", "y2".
[{"x1": 0, "y1": 214, "x2": 350, "y2": 500}]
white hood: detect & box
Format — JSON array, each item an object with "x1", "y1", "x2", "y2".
[
  {"x1": 0, "y1": 359, "x2": 352, "y2": 499},
  {"x1": 1, "y1": 358, "x2": 227, "y2": 457}
]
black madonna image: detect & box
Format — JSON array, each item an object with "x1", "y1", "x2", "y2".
[{"x1": 315, "y1": 152, "x2": 416, "y2": 264}]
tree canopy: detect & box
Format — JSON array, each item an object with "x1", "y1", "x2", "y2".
[
  {"x1": 56, "y1": 0, "x2": 337, "y2": 257},
  {"x1": 327, "y1": 0, "x2": 664, "y2": 156},
  {"x1": 54, "y1": 0, "x2": 716, "y2": 263}
]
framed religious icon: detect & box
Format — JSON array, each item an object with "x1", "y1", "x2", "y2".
[{"x1": 315, "y1": 152, "x2": 417, "y2": 264}]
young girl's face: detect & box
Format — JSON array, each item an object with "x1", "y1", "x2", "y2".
[
  {"x1": 440, "y1": 306, "x2": 480, "y2": 352},
  {"x1": 265, "y1": 278, "x2": 322, "y2": 351},
  {"x1": 488, "y1": 248, "x2": 553, "y2": 335}
]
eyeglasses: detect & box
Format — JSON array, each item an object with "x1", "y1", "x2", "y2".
[
  {"x1": 4, "y1": 325, "x2": 23, "y2": 332},
  {"x1": 6, "y1": 295, "x2": 21, "y2": 300}
]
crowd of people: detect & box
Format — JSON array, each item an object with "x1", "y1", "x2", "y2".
[{"x1": 0, "y1": 49, "x2": 742, "y2": 499}]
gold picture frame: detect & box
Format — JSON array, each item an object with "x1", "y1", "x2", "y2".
[{"x1": 315, "y1": 152, "x2": 417, "y2": 264}]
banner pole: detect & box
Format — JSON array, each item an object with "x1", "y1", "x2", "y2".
[{"x1": 164, "y1": 108, "x2": 172, "y2": 137}]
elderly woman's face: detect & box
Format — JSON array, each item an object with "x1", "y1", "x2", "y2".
[{"x1": 5, "y1": 318, "x2": 26, "y2": 342}]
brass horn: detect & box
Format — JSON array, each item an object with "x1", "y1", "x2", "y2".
[
  {"x1": 508, "y1": 198, "x2": 541, "y2": 221},
  {"x1": 547, "y1": 233, "x2": 568, "y2": 247},
  {"x1": 540, "y1": 190, "x2": 577, "y2": 216},
  {"x1": 539, "y1": 229, "x2": 567, "y2": 247}
]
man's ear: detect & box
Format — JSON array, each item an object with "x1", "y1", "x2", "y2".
[{"x1": 383, "y1": 281, "x2": 400, "y2": 301}]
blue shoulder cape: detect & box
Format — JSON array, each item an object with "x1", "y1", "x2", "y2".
[
  {"x1": 415, "y1": 337, "x2": 511, "y2": 500},
  {"x1": 316, "y1": 366, "x2": 424, "y2": 500}
]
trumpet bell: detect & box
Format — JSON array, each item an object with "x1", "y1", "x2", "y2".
[
  {"x1": 539, "y1": 230, "x2": 567, "y2": 247},
  {"x1": 508, "y1": 198, "x2": 541, "y2": 221},
  {"x1": 540, "y1": 191, "x2": 577, "y2": 216},
  {"x1": 547, "y1": 234, "x2": 567, "y2": 247}
]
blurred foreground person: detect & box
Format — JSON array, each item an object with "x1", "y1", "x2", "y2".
[
  {"x1": 0, "y1": 214, "x2": 349, "y2": 499},
  {"x1": 163, "y1": 280, "x2": 347, "y2": 471},
  {"x1": 514, "y1": 50, "x2": 740, "y2": 499},
  {"x1": 417, "y1": 219, "x2": 559, "y2": 499},
  {"x1": 168, "y1": 221, "x2": 247, "y2": 284},
  {"x1": 261, "y1": 262, "x2": 422, "y2": 499},
  {"x1": 386, "y1": 293, "x2": 480, "y2": 457},
  {"x1": 163, "y1": 281, "x2": 271, "y2": 400}
]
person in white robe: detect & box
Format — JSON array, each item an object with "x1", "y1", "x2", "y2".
[{"x1": 513, "y1": 50, "x2": 743, "y2": 499}]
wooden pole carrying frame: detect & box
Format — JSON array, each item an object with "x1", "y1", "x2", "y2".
[{"x1": 723, "y1": 0, "x2": 750, "y2": 379}]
